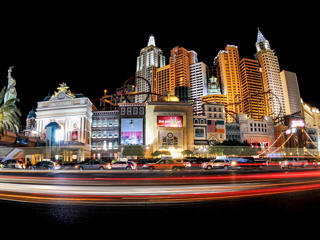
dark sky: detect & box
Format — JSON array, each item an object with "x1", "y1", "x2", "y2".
[{"x1": 0, "y1": 2, "x2": 317, "y2": 123}]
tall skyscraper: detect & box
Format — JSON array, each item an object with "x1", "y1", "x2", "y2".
[
  {"x1": 169, "y1": 46, "x2": 192, "y2": 89},
  {"x1": 152, "y1": 64, "x2": 171, "y2": 101},
  {"x1": 214, "y1": 45, "x2": 242, "y2": 122},
  {"x1": 280, "y1": 70, "x2": 302, "y2": 115},
  {"x1": 190, "y1": 62, "x2": 208, "y2": 115},
  {"x1": 239, "y1": 58, "x2": 267, "y2": 120},
  {"x1": 255, "y1": 29, "x2": 286, "y2": 121},
  {"x1": 135, "y1": 35, "x2": 166, "y2": 103}
]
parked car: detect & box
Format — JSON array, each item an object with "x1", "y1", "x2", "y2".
[
  {"x1": 75, "y1": 159, "x2": 111, "y2": 170},
  {"x1": 110, "y1": 161, "x2": 137, "y2": 170},
  {"x1": 142, "y1": 159, "x2": 187, "y2": 170},
  {"x1": 201, "y1": 159, "x2": 236, "y2": 170},
  {"x1": 32, "y1": 160, "x2": 61, "y2": 170},
  {"x1": 1, "y1": 159, "x2": 26, "y2": 169}
]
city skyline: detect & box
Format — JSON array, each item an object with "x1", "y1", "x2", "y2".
[
  {"x1": 1, "y1": 3, "x2": 320, "y2": 230},
  {"x1": 1, "y1": 14, "x2": 318, "y2": 121}
]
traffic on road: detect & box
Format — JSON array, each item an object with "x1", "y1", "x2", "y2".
[{"x1": 1, "y1": 156, "x2": 320, "y2": 172}]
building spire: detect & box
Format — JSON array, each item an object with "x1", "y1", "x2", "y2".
[
  {"x1": 147, "y1": 34, "x2": 156, "y2": 47},
  {"x1": 257, "y1": 27, "x2": 267, "y2": 43},
  {"x1": 256, "y1": 28, "x2": 271, "y2": 52}
]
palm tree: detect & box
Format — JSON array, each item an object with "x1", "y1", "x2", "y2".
[{"x1": 0, "y1": 86, "x2": 21, "y2": 135}]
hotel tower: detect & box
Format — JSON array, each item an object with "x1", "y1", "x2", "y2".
[
  {"x1": 214, "y1": 45, "x2": 242, "y2": 122},
  {"x1": 255, "y1": 29, "x2": 286, "y2": 121},
  {"x1": 239, "y1": 58, "x2": 267, "y2": 120},
  {"x1": 135, "y1": 35, "x2": 166, "y2": 103}
]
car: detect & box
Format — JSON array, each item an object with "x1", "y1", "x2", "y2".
[
  {"x1": 32, "y1": 160, "x2": 61, "y2": 170},
  {"x1": 1, "y1": 159, "x2": 26, "y2": 169},
  {"x1": 201, "y1": 159, "x2": 235, "y2": 170},
  {"x1": 279, "y1": 159, "x2": 309, "y2": 169},
  {"x1": 142, "y1": 159, "x2": 187, "y2": 170},
  {"x1": 75, "y1": 159, "x2": 111, "y2": 170},
  {"x1": 110, "y1": 161, "x2": 137, "y2": 170}
]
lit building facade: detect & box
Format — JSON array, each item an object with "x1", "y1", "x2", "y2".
[
  {"x1": 24, "y1": 109, "x2": 37, "y2": 137},
  {"x1": 280, "y1": 70, "x2": 302, "y2": 115},
  {"x1": 118, "y1": 103, "x2": 146, "y2": 148},
  {"x1": 239, "y1": 58, "x2": 267, "y2": 120},
  {"x1": 91, "y1": 110, "x2": 119, "y2": 160},
  {"x1": 145, "y1": 98, "x2": 194, "y2": 156},
  {"x1": 136, "y1": 35, "x2": 166, "y2": 103},
  {"x1": 237, "y1": 114, "x2": 275, "y2": 149},
  {"x1": 255, "y1": 29, "x2": 286, "y2": 121},
  {"x1": 169, "y1": 46, "x2": 192, "y2": 89},
  {"x1": 152, "y1": 64, "x2": 171, "y2": 101},
  {"x1": 190, "y1": 62, "x2": 208, "y2": 115},
  {"x1": 193, "y1": 115, "x2": 209, "y2": 155},
  {"x1": 302, "y1": 100, "x2": 320, "y2": 153},
  {"x1": 193, "y1": 115, "x2": 207, "y2": 143},
  {"x1": 202, "y1": 103, "x2": 226, "y2": 143},
  {"x1": 214, "y1": 45, "x2": 242, "y2": 122},
  {"x1": 35, "y1": 83, "x2": 93, "y2": 162}
]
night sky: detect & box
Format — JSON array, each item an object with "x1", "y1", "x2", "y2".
[{"x1": 0, "y1": 3, "x2": 316, "y2": 124}]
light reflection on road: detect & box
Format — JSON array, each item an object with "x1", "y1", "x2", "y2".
[{"x1": 1, "y1": 169, "x2": 320, "y2": 205}]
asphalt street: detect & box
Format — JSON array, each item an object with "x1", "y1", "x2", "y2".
[{"x1": 1, "y1": 168, "x2": 319, "y2": 238}]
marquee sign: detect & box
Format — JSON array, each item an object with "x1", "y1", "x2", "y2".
[{"x1": 157, "y1": 116, "x2": 183, "y2": 128}]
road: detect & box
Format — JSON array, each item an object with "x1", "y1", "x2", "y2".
[
  {"x1": 1, "y1": 167, "x2": 320, "y2": 205},
  {"x1": 1, "y1": 167, "x2": 320, "y2": 236}
]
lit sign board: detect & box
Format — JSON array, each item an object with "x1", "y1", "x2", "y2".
[
  {"x1": 157, "y1": 116, "x2": 183, "y2": 128},
  {"x1": 290, "y1": 119, "x2": 305, "y2": 128},
  {"x1": 121, "y1": 118, "x2": 143, "y2": 145}
]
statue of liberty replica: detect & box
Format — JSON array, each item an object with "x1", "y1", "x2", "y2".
[
  {"x1": 4, "y1": 66, "x2": 17, "y2": 103},
  {"x1": 0, "y1": 66, "x2": 21, "y2": 135}
]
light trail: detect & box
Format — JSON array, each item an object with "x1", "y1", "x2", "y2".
[{"x1": 1, "y1": 170, "x2": 320, "y2": 205}]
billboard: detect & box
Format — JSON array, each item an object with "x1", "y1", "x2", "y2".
[
  {"x1": 157, "y1": 116, "x2": 183, "y2": 128},
  {"x1": 121, "y1": 118, "x2": 143, "y2": 145}
]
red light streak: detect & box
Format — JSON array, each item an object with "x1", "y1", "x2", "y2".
[{"x1": 2, "y1": 170, "x2": 320, "y2": 182}]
